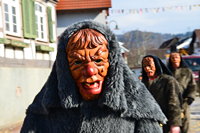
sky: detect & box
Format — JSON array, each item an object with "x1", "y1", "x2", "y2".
[{"x1": 107, "y1": 0, "x2": 200, "y2": 35}]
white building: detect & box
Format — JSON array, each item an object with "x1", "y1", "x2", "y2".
[
  {"x1": 0, "y1": 0, "x2": 58, "y2": 65},
  {"x1": 119, "y1": 41, "x2": 129, "y2": 64},
  {"x1": 0, "y1": 0, "x2": 58, "y2": 131}
]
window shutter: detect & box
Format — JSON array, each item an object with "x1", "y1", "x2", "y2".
[
  {"x1": 22, "y1": 0, "x2": 36, "y2": 38},
  {"x1": 30, "y1": 0, "x2": 37, "y2": 38},
  {"x1": 47, "y1": 7, "x2": 54, "y2": 43}
]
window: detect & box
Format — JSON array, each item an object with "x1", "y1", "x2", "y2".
[
  {"x1": 5, "y1": 46, "x2": 24, "y2": 59},
  {"x1": 36, "y1": 51, "x2": 50, "y2": 60},
  {"x1": 35, "y1": 2, "x2": 47, "y2": 41},
  {"x1": 14, "y1": 48, "x2": 24, "y2": 59},
  {"x1": 5, "y1": 46, "x2": 14, "y2": 58},
  {"x1": 3, "y1": 0, "x2": 21, "y2": 36}
]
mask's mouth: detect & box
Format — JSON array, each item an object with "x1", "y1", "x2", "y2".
[
  {"x1": 147, "y1": 70, "x2": 153, "y2": 74},
  {"x1": 146, "y1": 70, "x2": 155, "y2": 77},
  {"x1": 82, "y1": 81, "x2": 100, "y2": 89},
  {"x1": 81, "y1": 81, "x2": 103, "y2": 94},
  {"x1": 175, "y1": 62, "x2": 180, "y2": 64},
  {"x1": 172, "y1": 62, "x2": 180, "y2": 67}
]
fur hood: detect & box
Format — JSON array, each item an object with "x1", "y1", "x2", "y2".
[
  {"x1": 141, "y1": 55, "x2": 172, "y2": 83},
  {"x1": 27, "y1": 20, "x2": 167, "y2": 124}
]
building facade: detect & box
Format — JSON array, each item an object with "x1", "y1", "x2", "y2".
[
  {"x1": 0, "y1": 0, "x2": 58, "y2": 131},
  {"x1": 56, "y1": 0, "x2": 111, "y2": 36},
  {"x1": 0, "y1": 0, "x2": 58, "y2": 64}
]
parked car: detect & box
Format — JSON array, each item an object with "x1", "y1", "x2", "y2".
[
  {"x1": 182, "y1": 55, "x2": 200, "y2": 81},
  {"x1": 182, "y1": 55, "x2": 200, "y2": 95}
]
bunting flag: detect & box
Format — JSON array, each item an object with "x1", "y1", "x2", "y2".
[{"x1": 109, "y1": 4, "x2": 200, "y2": 15}]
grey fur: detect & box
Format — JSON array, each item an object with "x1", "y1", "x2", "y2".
[{"x1": 20, "y1": 20, "x2": 167, "y2": 133}]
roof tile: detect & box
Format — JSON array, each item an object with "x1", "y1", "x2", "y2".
[{"x1": 56, "y1": 0, "x2": 111, "y2": 10}]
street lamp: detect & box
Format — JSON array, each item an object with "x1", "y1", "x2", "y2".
[{"x1": 108, "y1": 20, "x2": 119, "y2": 30}]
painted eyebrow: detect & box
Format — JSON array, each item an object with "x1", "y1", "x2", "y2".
[
  {"x1": 90, "y1": 47, "x2": 108, "y2": 59},
  {"x1": 69, "y1": 52, "x2": 85, "y2": 60},
  {"x1": 97, "y1": 46, "x2": 108, "y2": 54}
]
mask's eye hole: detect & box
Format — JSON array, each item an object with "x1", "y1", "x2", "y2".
[
  {"x1": 95, "y1": 59, "x2": 103, "y2": 63},
  {"x1": 74, "y1": 60, "x2": 82, "y2": 65}
]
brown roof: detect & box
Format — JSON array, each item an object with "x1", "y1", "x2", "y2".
[
  {"x1": 159, "y1": 37, "x2": 179, "y2": 49},
  {"x1": 56, "y1": 0, "x2": 111, "y2": 10}
]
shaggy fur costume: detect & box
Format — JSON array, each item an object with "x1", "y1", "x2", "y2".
[
  {"x1": 141, "y1": 55, "x2": 182, "y2": 133},
  {"x1": 167, "y1": 54, "x2": 197, "y2": 133},
  {"x1": 20, "y1": 20, "x2": 167, "y2": 133}
]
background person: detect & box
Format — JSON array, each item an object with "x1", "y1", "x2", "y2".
[
  {"x1": 167, "y1": 51, "x2": 197, "y2": 133},
  {"x1": 141, "y1": 55, "x2": 182, "y2": 133}
]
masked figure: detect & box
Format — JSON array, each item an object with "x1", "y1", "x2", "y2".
[
  {"x1": 141, "y1": 55, "x2": 182, "y2": 133},
  {"x1": 20, "y1": 21, "x2": 166, "y2": 133},
  {"x1": 168, "y1": 52, "x2": 197, "y2": 133}
]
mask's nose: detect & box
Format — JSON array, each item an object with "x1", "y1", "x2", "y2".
[{"x1": 83, "y1": 63, "x2": 98, "y2": 77}]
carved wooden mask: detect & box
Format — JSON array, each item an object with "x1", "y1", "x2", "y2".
[
  {"x1": 142, "y1": 57, "x2": 156, "y2": 78},
  {"x1": 66, "y1": 29, "x2": 109, "y2": 100},
  {"x1": 170, "y1": 52, "x2": 181, "y2": 69}
]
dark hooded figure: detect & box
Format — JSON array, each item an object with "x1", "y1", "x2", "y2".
[
  {"x1": 167, "y1": 52, "x2": 197, "y2": 133},
  {"x1": 141, "y1": 55, "x2": 182, "y2": 133},
  {"x1": 20, "y1": 20, "x2": 167, "y2": 133}
]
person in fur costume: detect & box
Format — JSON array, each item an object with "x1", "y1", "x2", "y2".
[
  {"x1": 141, "y1": 55, "x2": 182, "y2": 133},
  {"x1": 167, "y1": 51, "x2": 197, "y2": 133},
  {"x1": 20, "y1": 20, "x2": 167, "y2": 133}
]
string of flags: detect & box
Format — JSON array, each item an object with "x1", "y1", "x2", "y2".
[{"x1": 109, "y1": 4, "x2": 200, "y2": 15}]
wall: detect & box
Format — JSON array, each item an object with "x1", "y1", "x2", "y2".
[
  {"x1": 0, "y1": 67, "x2": 51, "y2": 128},
  {"x1": 56, "y1": 10, "x2": 107, "y2": 36},
  {"x1": 94, "y1": 10, "x2": 107, "y2": 24},
  {"x1": 0, "y1": 0, "x2": 57, "y2": 129}
]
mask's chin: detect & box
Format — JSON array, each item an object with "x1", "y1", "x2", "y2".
[
  {"x1": 173, "y1": 62, "x2": 180, "y2": 68},
  {"x1": 147, "y1": 71, "x2": 155, "y2": 78}
]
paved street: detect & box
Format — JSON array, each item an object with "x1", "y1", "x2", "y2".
[{"x1": 190, "y1": 97, "x2": 200, "y2": 133}]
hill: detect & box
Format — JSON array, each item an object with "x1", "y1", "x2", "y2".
[{"x1": 116, "y1": 30, "x2": 192, "y2": 49}]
